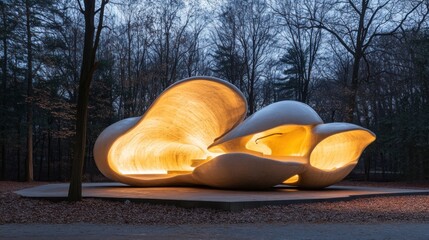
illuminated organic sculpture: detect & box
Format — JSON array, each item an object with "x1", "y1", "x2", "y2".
[{"x1": 94, "y1": 76, "x2": 375, "y2": 189}]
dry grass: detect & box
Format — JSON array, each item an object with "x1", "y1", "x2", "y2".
[{"x1": 1, "y1": 181, "x2": 428, "y2": 225}]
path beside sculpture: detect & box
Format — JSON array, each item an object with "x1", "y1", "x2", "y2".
[
  {"x1": 1, "y1": 223, "x2": 428, "y2": 240},
  {"x1": 15, "y1": 183, "x2": 429, "y2": 211}
]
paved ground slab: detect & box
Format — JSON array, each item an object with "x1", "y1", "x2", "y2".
[
  {"x1": 14, "y1": 183, "x2": 429, "y2": 211},
  {"x1": 1, "y1": 223, "x2": 429, "y2": 240}
]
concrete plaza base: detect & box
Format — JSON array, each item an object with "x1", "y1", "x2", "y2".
[{"x1": 15, "y1": 183, "x2": 429, "y2": 211}]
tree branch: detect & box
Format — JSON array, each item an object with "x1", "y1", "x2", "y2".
[
  {"x1": 309, "y1": 18, "x2": 355, "y2": 55},
  {"x1": 76, "y1": 0, "x2": 84, "y2": 14},
  {"x1": 92, "y1": 0, "x2": 108, "y2": 68},
  {"x1": 348, "y1": 0, "x2": 362, "y2": 15}
]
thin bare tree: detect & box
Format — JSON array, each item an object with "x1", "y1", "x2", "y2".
[
  {"x1": 308, "y1": 0, "x2": 426, "y2": 122},
  {"x1": 213, "y1": 0, "x2": 275, "y2": 114},
  {"x1": 272, "y1": 0, "x2": 324, "y2": 103},
  {"x1": 68, "y1": 0, "x2": 109, "y2": 201}
]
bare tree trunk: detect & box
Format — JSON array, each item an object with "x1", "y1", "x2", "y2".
[
  {"x1": 16, "y1": 115, "x2": 22, "y2": 181},
  {"x1": 380, "y1": 152, "x2": 385, "y2": 180},
  {"x1": 0, "y1": 135, "x2": 4, "y2": 180},
  {"x1": 47, "y1": 128, "x2": 52, "y2": 180},
  {"x1": 38, "y1": 133, "x2": 45, "y2": 180},
  {"x1": 25, "y1": 0, "x2": 33, "y2": 182},
  {"x1": 345, "y1": 53, "x2": 361, "y2": 123},
  {"x1": 58, "y1": 136, "x2": 62, "y2": 180},
  {"x1": 68, "y1": 0, "x2": 108, "y2": 201},
  {"x1": 308, "y1": 0, "x2": 422, "y2": 123},
  {"x1": 0, "y1": 7, "x2": 7, "y2": 180},
  {"x1": 364, "y1": 155, "x2": 371, "y2": 181}
]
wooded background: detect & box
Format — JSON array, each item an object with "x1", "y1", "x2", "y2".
[{"x1": 1, "y1": 0, "x2": 428, "y2": 182}]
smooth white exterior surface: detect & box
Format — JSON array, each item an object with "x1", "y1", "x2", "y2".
[{"x1": 94, "y1": 76, "x2": 376, "y2": 189}]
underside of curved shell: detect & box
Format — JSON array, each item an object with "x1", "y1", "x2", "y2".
[
  {"x1": 192, "y1": 153, "x2": 306, "y2": 189},
  {"x1": 285, "y1": 123, "x2": 376, "y2": 188},
  {"x1": 94, "y1": 77, "x2": 247, "y2": 186}
]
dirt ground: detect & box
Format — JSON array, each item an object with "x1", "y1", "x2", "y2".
[{"x1": 1, "y1": 180, "x2": 428, "y2": 225}]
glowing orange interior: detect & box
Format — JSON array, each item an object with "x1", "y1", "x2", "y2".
[
  {"x1": 245, "y1": 125, "x2": 311, "y2": 157},
  {"x1": 309, "y1": 130, "x2": 376, "y2": 171},
  {"x1": 93, "y1": 77, "x2": 376, "y2": 189},
  {"x1": 108, "y1": 80, "x2": 246, "y2": 175}
]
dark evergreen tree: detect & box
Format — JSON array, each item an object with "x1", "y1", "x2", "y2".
[{"x1": 276, "y1": 47, "x2": 307, "y2": 102}]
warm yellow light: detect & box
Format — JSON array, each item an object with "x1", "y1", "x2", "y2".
[
  {"x1": 120, "y1": 170, "x2": 168, "y2": 175},
  {"x1": 283, "y1": 174, "x2": 299, "y2": 184},
  {"x1": 310, "y1": 130, "x2": 375, "y2": 171},
  {"x1": 94, "y1": 77, "x2": 250, "y2": 186},
  {"x1": 104, "y1": 78, "x2": 246, "y2": 176},
  {"x1": 245, "y1": 125, "x2": 311, "y2": 157},
  {"x1": 94, "y1": 77, "x2": 376, "y2": 189}
]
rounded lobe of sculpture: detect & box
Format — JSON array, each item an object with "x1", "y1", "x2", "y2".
[
  {"x1": 288, "y1": 123, "x2": 376, "y2": 188},
  {"x1": 93, "y1": 117, "x2": 141, "y2": 183},
  {"x1": 209, "y1": 101, "x2": 323, "y2": 154},
  {"x1": 93, "y1": 76, "x2": 247, "y2": 186},
  {"x1": 192, "y1": 153, "x2": 306, "y2": 189}
]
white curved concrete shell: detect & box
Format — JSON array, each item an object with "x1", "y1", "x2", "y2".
[{"x1": 94, "y1": 76, "x2": 376, "y2": 189}]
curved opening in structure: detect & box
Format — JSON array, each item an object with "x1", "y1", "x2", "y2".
[
  {"x1": 283, "y1": 174, "x2": 300, "y2": 185},
  {"x1": 245, "y1": 125, "x2": 311, "y2": 157},
  {"x1": 309, "y1": 130, "x2": 376, "y2": 171},
  {"x1": 107, "y1": 79, "x2": 246, "y2": 176}
]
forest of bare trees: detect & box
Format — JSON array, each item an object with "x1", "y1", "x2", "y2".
[{"x1": 0, "y1": 0, "x2": 428, "y2": 183}]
